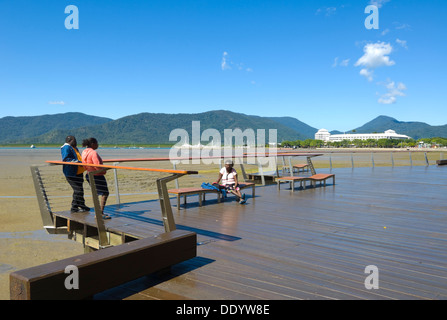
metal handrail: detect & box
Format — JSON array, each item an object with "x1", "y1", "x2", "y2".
[{"x1": 44, "y1": 161, "x2": 198, "y2": 248}]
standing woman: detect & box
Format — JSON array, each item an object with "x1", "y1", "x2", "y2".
[{"x1": 81, "y1": 137, "x2": 111, "y2": 219}]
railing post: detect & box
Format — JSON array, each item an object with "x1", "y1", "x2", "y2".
[
  {"x1": 257, "y1": 159, "x2": 265, "y2": 186},
  {"x1": 288, "y1": 156, "x2": 293, "y2": 176},
  {"x1": 156, "y1": 174, "x2": 184, "y2": 232},
  {"x1": 113, "y1": 162, "x2": 121, "y2": 206},
  {"x1": 409, "y1": 152, "x2": 413, "y2": 166},
  {"x1": 239, "y1": 157, "x2": 248, "y2": 182},
  {"x1": 351, "y1": 153, "x2": 354, "y2": 169},
  {"x1": 424, "y1": 152, "x2": 429, "y2": 166},
  {"x1": 391, "y1": 152, "x2": 394, "y2": 167},
  {"x1": 371, "y1": 152, "x2": 375, "y2": 168},
  {"x1": 172, "y1": 162, "x2": 180, "y2": 189},
  {"x1": 30, "y1": 166, "x2": 56, "y2": 233},
  {"x1": 88, "y1": 171, "x2": 110, "y2": 248}
]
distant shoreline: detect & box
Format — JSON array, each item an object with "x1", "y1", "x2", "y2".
[{"x1": 0, "y1": 145, "x2": 445, "y2": 153}]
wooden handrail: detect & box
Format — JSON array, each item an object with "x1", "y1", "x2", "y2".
[
  {"x1": 45, "y1": 161, "x2": 198, "y2": 175},
  {"x1": 98, "y1": 152, "x2": 324, "y2": 163}
]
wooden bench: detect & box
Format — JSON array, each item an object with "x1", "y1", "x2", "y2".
[
  {"x1": 10, "y1": 229, "x2": 196, "y2": 300},
  {"x1": 168, "y1": 183, "x2": 256, "y2": 209},
  {"x1": 168, "y1": 187, "x2": 222, "y2": 209},
  {"x1": 277, "y1": 174, "x2": 335, "y2": 191},
  {"x1": 293, "y1": 164, "x2": 309, "y2": 173},
  {"x1": 276, "y1": 176, "x2": 309, "y2": 191},
  {"x1": 308, "y1": 173, "x2": 335, "y2": 187}
]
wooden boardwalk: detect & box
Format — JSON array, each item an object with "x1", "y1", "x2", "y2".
[{"x1": 67, "y1": 165, "x2": 447, "y2": 300}]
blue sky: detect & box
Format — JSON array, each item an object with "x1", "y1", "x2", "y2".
[{"x1": 0, "y1": 0, "x2": 446, "y2": 132}]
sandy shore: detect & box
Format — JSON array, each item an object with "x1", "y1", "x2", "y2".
[
  {"x1": 0, "y1": 147, "x2": 444, "y2": 300},
  {"x1": 0, "y1": 149, "x2": 86, "y2": 299}
]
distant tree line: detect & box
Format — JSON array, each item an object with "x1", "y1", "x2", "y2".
[{"x1": 280, "y1": 137, "x2": 447, "y2": 149}]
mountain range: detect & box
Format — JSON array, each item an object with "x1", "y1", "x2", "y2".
[{"x1": 0, "y1": 111, "x2": 445, "y2": 145}]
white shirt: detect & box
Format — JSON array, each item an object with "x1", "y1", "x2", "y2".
[{"x1": 220, "y1": 167, "x2": 237, "y2": 185}]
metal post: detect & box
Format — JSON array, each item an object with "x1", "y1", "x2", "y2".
[
  {"x1": 391, "y1": 152, "x2": 394, "y2": 167},
  {"x1": 329, "y1": 154, "x2": 332, "y2": 170},
  {"x1": 351, "y1": 153, "x2": 354, "y2": 169},
  {"x1": 239, "y1": 158, "x2": 248, "y2": 181},
  {"x1": 113, "y1": 162, "x2": 120, "y2": 206},
  {"x1": 424, "y1": 152, "x2": 429, "y2": 166},
  {"x1": 274, "y1": 157, "x2": 279, "y2": 178},
  {"x1": 88, "y1": 171, "x2": 109, "y2": 248},
  {"x1": 173, "y1": 162, "x2": 179, "y2": 189},
  {"x1": 156, "y1": 173, "x2": 184, "y2": 232},
  {"x1": 288, "y1": 156, "x2": 293, "y2": 176},
  {"x1": 257, "y1": 159, "x2": 265, "y2": 186},
  {"x1": 30, "y1": 166, "x2": 56, "y2": 233},
  {"x1": 371, "y1": 152, "x2": 375, "y2": 168},
  {"x1": 409, "y1": 152, "x2": 413, "y2": 166}
]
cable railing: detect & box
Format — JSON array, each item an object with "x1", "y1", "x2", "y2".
[{"x1": 31, "y1": 161, "x2": 198, "y2": 249}]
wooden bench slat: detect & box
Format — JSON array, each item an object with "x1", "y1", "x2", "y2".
[{"x1": 10, "y1": 230, "x2": 197, "y2": 300}]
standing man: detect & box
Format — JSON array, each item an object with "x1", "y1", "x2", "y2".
[{"x1": 61, "y1": 135, "x2": 90, "y2": 212}]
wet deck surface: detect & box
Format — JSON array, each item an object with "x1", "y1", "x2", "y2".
[{"x1": 85, "y1": 165, "x2": 447, "y2": 300}]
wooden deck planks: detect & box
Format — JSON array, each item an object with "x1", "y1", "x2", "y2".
[{"x1": 75, "y1": 165, "x2": 447, "y2": 300}]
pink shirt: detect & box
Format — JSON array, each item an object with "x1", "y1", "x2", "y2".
[{"x1": 82, "y1": 148, "x2": 105, "y2": 175}]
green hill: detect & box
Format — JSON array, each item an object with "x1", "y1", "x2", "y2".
[
  {"x1": 3, "y1": 111, "x2": 446, "y2": 145},
  {"x1": 0, "y1": 112, "x2": 112, "y2": 144},
  {"x1": 10, "y1": 110, "x2": 307, "y2": 145},
  {"x1": 267, "y1": 116, "x2": 317, "y2": 139},
  {"x1": 353, "y1": 115, "x2": 447, "y2": 140}
]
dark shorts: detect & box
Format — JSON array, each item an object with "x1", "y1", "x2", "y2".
[{"x1": 86, "y1": 174, "x2": 109, "y2": 196}]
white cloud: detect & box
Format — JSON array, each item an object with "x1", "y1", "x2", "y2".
[
  {"x1": 378, "y1": 80, "x2": 407, "y2": 104},
  {"x1": 381, "y1": 28, "x2": 390, "y2": 36},
  {"x1": 221, "y1": 51, "x2": 253, "y2": 73},
  {"x1": 340, "y1": 59, "x2": 350, "y2": 67},
  {"x1": 394, "y1": 22, "x2": 411, "y2": 30},
  {"x1": 369, "y1": 0, "x2": 391, "y2": 8},
  {"x1": 360, "y1": 68, "x2": 374, "y2": 82},
  {"x1": 48, "y1": 101, "x2": 66, "y2": 105},
  {"x1": 221, "y1": 51, "x2": 230, "y2": 70},
  {"x1": 316, "y1": 7, "x2": 337, "y2": 17},
  {"x1": 332, "y1": 57, "x2": 350, "y2": 68},
  {"x1": 355, "y1": 42, "x2": 395, "y2": 81},
  {"x1": 396, "y1": 38, "x2": 408, "y2": 49},
  {"x1": 355, "y1": 42, "x2": 395, "y2": 69}
]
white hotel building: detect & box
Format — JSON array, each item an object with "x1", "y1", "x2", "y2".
[{"x1": 315, "y1": 129, "x2": 411, "y2": 142}]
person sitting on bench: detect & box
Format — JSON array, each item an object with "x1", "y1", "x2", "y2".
[{"x1": 214, "y1": 160, "x2": 246, "y2": 204}]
